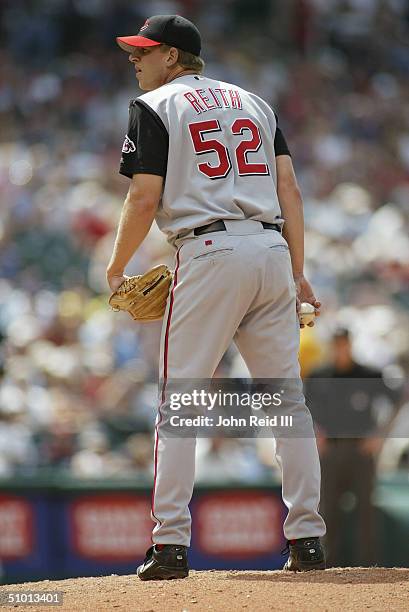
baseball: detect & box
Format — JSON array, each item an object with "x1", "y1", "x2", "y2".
[{"x1": 299, "y1": 302, "x2": 316, "y2": 325}]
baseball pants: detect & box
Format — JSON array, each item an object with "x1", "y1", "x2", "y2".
[{"x1": 152, "y1": 219, "x2": 326, "y2": 545}]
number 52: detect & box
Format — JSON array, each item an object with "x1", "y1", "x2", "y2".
[{"x1": 188, "y1": 118, "x2": 270, "y2": 179}]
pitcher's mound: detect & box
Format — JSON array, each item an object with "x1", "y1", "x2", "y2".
[{"x1": 1, "y1": 568, "x2": 409, "y2": 611}]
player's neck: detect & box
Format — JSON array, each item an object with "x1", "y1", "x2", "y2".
[{"x1": 165, "y1": 68, "x2": 199, "y2": 85}]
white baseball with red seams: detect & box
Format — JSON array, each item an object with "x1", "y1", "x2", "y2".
[{"x1": 299, "y1": 302, "x2": 316, "y2": 326}]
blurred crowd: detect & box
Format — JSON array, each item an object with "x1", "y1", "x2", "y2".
[{"x1": 0, "y1": 0, "x2": 409, "y2": 482}]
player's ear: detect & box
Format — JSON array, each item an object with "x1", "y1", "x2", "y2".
[{"x1": 166, "y1": 46, "x2": 179, "y2": 67}]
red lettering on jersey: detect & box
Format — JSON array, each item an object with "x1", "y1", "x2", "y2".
[
  {"x1": 184, "y1": 92, "x2": 205, "y2": 114},
  {"x1": 214, "y1": 88, "x2": 229, "y2": 107},
  {"x1": 196, "y1": 89, "x2": 216, "y2": 111},
  {"x1": 188, "y1": 119, "x2": 232, "y2": 179},
  {"x1": 229, "y1": 89, "x2": 242, "y2": 109},
  {"x1": 205, "y1": 240, "x2": 213, "y2": 245},
  {"x1": 208, "y1": 88, "x2": 222, "y2": 108},
  {"x1": 231, "y1": 118, "x2": 270, "y2": 176}
]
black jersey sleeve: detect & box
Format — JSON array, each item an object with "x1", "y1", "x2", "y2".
[
  {"x1": 274, "y1": 127, "x2": 291, "y2": 157},
  {"x1": 119, "y1": 99, "x2": 169, "y2": 179},
  {"x1": 273, "y1": 112, "x2": 291, "y2": 157}
]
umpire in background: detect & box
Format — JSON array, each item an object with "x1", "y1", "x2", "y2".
[{"x1": 306, "y1": 327, "x2": 389, "y2": 567}]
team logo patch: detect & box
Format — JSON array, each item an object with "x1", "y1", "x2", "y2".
[
  {"x1": 122, "y1": 135, "x2": 136, "y2": 153},
  {"x1": 140, "y1": 20, "x2": 149, "y2": 32}
]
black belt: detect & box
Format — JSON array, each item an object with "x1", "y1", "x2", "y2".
[{"x1": 194, "y1": 220, "x2": 281, "y2": 236}]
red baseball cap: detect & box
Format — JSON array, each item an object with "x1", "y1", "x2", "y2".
[{"x1": 116, "y1": 15, "x2": 201, "y2": 56}]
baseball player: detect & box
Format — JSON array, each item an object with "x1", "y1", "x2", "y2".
[{"x1": 107, "y1": 15, "x2": 326, "y2": 579}]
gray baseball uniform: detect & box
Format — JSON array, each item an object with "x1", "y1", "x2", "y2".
[{"x1": 120, "y1": 74, "x2": 326, "y2": 546}]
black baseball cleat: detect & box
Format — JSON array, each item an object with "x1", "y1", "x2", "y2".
[
  {"x1": 137, "y1": 544, "x2": 189, "y2": 580},
  {"x1": 282, "y1": 537, "x2": 326, "y2": 571}
]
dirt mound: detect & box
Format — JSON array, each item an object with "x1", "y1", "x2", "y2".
[{"x1": 1, "y1": 568, "x2": 409, "y2": 611}]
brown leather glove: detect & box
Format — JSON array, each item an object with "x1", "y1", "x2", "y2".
[{"x1": 109, "y1": 264, "x2": 173, "y2": 322}]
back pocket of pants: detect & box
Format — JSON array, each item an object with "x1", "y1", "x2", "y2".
[
  {"x1": 193, "y1": 248, "x2": 234, "y2": 261},
  {"x1": 268, "y1": 244, "x2": 289, "y2": 252}
]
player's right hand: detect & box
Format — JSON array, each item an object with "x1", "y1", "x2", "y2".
[{"x1": 294, "y1": 275, "x2": 321, "y2": 327}]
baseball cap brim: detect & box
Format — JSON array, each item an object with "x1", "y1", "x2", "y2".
[{"x1": 116, "y1": 36, "x2": 162, "y2": 53}]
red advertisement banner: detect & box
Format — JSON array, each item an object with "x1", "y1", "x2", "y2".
[
  {"x1": 196, "y1": 491, "x2": 282, "y2": 557},
  {"x1": 69, "y1": 494, "x2": 152, "y2": 561},
  {"x1": 0, "y1": 495, "x2": 34, "y2": 559}
]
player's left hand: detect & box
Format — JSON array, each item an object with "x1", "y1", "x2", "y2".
[
  {"x1": 294, "y1": 275, "x2": 321, "y2": 327},
  {"x1": 107, "y1": 271, "x2": 128, "y2": 293}
]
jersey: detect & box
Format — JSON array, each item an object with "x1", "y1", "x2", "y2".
[{"x1": 119, "y1": 74, "x2": 291, "y2": 245}]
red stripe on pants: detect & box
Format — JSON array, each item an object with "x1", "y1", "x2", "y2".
[{"x1": 151, "y1": 247, "x2": 182, "y2": 522}]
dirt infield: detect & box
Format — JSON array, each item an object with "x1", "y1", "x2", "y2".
[{"x1": 1, "y1": 568, "x2": 409, "y2": 611}]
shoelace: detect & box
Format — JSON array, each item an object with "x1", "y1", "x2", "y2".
[{"x1": 281, "y1": 539, "x2": 319, "y2": 556}]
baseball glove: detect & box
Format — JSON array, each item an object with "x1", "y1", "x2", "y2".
[{"x1": 109, "y1": 264, "x2": 173, "y2": 322}]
